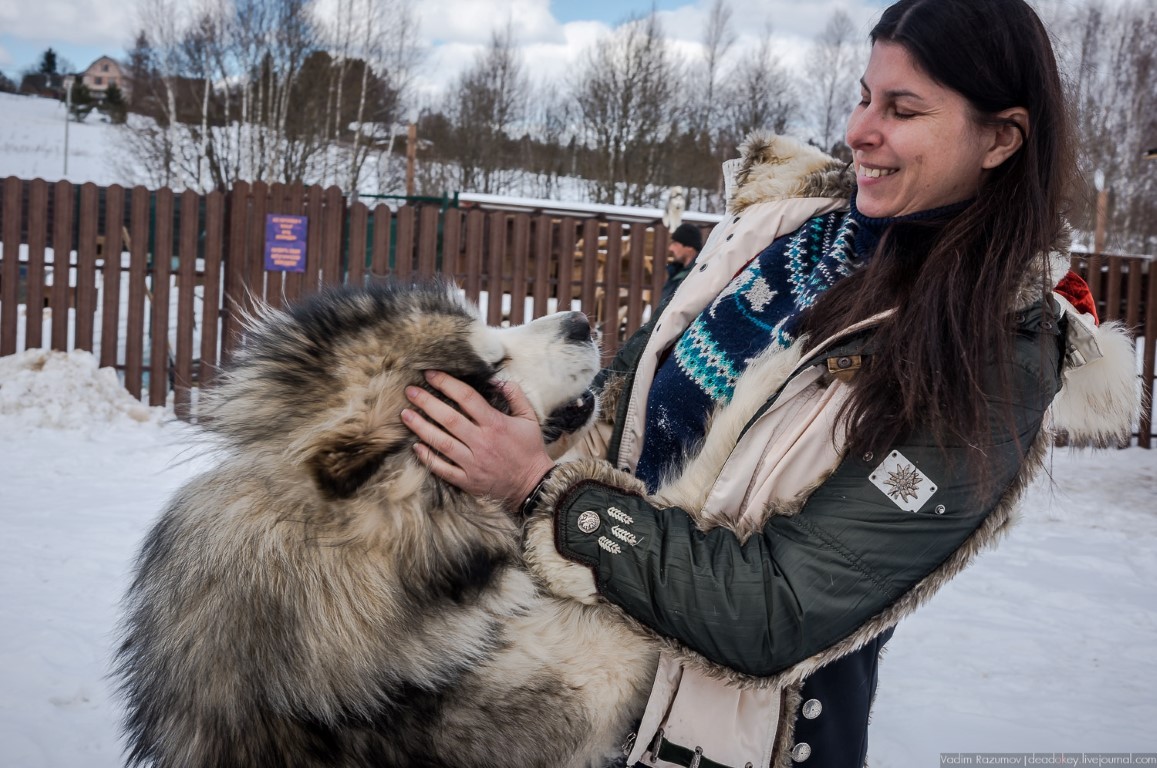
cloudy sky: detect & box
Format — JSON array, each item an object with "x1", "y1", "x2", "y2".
[{"x1": 0, "y1": 0, "x2": 888, "y2": 96}]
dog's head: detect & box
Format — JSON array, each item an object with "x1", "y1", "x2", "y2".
[{"x1": 202, "y1": 282, "x2": 600, "y2": 501}]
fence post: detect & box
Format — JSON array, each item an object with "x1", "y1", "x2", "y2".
[
  {"x1": 0, "y1": 178, "x2": 20, "y2": 356},
  {"x1": 50, "y1": 180, "x2": 73, "y2": 351},
  {"x1": 149, "y1": 188, "x2": 174, "y2": 408},
  {"x1": 99, "y1": 185, "x2": 125, "y2": 370},
  {"x1": 74, "y1": 183, "x2": 100, "y2": 351}
]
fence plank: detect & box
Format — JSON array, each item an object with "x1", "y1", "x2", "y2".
[
  {"x1": 149, "y1": 188, "x2": 174, "y2": 407},
  {"x1": 125, "y1": 187, "x2": 149, "y2": 397},
  {"x1": 556, "y1": 217, "x2": 576, "y2": 312},
  {"x1": 532, "y1": 217, "x2": 551, "y2": 319},
  {"x1": 304, "y1": 186, "x2": 323, "y2": 295},
  {"x1": 265, "y1": 184, "x2": 287, "y2": 311},
  {"x1": 0, "y1": 178, "x2": 20, "y2": 355},
  {"x1": 651, "y1": 226, "x2": 669, "y2": 314},
  {"x1": 603, "y1": 222, "x2": 623, "y2": 361},
  {"x1": 74, "y1": 183, "x2": 100, "y2": 351},
  {"x1": 1140, "y1": 261, "x2": 1156, "y2": 448},
  {"x1": 1126, "y1": 258, "x2": 1143, "y2": 333},
  {"x1": 99, "y1": 186, "x2": 125, "y2": 369},
  {"x1": 625, "y1": 222, "x2": 647, "y2": 336},
  {"x1": 441, "y1": 208, "x2": 462, "y2": 285},
  {"x1": 321, "y1": 186, "x2": 344, "y2": 287},
  {"x1": 347, "y1": 202, "x2": 368, "y2": 287},
  {"x1": 25, "y1": 180, "x2": 48, "y2": 350},
  {"x1": 50, "y1": 180, "x2": 73, "y2": 351},
  {"x1": 509, "y1": 213, "x2": 530, "y2": 325},
  {"x1": 1086, "y1": 254, "x2": 1103, "y2": 317},
  {"x1": 200, "y1": 190, "x2": 224, "y2": 388},
  {"x1": 248, "y1": 182, "x2": 269, "y2": 304},
  {"x1": 1105, "y1": 257, "x2": 1123, "y2": 322},
  {"x1": 464, "y1": 210, "x2": 484, "y2": 304},
  {"x1": 222, "y1": 181, "x2": 250, "y2": 362},
  {"x1": 395, "y1": 205, "x2": 415, "y2": 282},
  {"x1": 486, "y1": 212, "x2": 506, "y2": 326},
  {"x1": 173, "y1": 190, "x2": 198, "y2": 420},
  {"x1": 580, "y1": 219, "x2": 599, "y2": 325},
  {"x1": 370, "y1": 204, "x2": 390, "y2": 282},
  {"x1": 282, "y1": 182, "x2": 306, "y2": 303},
  {"x1": 417, "y1": 205, "x2": 439, "y2": 279}
]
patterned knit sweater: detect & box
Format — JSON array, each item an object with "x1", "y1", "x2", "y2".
[{"x1": 635, "y1": 199, "x2": 959, "y2": 491}]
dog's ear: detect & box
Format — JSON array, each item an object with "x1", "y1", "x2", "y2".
[{"x1": 308, "y1": 426, "x2": 408, "y2": 500}]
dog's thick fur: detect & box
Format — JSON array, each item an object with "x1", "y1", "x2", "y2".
[{"x1": 114, "y1": 283, "x2": 657, "y2": 768}]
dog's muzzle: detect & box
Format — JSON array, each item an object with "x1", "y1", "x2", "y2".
[{"x1": 541, "y1": 389, "x2": 597, "y2": 444}]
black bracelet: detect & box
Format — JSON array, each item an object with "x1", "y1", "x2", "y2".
[{"x1": 518, "y1": 466, "x2": 558, "y2": 518}]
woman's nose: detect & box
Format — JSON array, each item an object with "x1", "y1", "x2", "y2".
[{"x1": 846, "y1": 106, "x2": 878, "y2": 151}]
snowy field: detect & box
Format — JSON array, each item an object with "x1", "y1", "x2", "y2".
[
  {"x1": 0, "y1": 349, "x2": 1154, "y2": 768},
  {"x1": 0, "y1": 92, "x2": 125, "y2": 186}
]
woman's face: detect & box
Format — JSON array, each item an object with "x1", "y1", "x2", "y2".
[{"x1": 846, "y1": 41, "x2": 993, "y2": 219}]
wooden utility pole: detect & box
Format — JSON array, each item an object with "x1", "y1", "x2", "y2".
[
  {"x1": 1094, "y1": 187, "x2": 1109, "y2": 255},
  {"x1": 405, "y1": 122, "x2": 417, "y2": 197}
]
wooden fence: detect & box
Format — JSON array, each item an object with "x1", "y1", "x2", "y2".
[{"x1": 0, "y1": 177, "x2": 1154, "y2": 446}]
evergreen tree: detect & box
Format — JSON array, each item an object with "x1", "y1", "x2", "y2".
[
  {"x1": 39, "y1": 48, "x2": 58, "y2": 77},
  {"x1": 103, "y1": 82, "x2": 128, "y2": 124},
  {"x1": 69, "y1": 80, "x2": 96, "y2": 122}
]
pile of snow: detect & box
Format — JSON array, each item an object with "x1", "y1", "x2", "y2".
[{"x1": 0, "y1": 349, "x2": 164, "y2": 430}]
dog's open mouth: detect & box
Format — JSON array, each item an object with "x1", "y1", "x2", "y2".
[{"x1": 541, "y1": 389, "x2": 597, "y2": 444}]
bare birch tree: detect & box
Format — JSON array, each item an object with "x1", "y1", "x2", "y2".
[
  {"x1": 1057, "y1": 1, "x2": 1156, "y2": 254},
  {"x1": 720, "y1": 25, "x2": 798, "y2": 148},
  {"x1": 445, "y1": 21, "x2": 529, "y2": 194},
  {"x1": 805, "y1": 9, "x2": 864, "y2": 152},
  {"x1": 572, "y1": 13, "x2": 680, "y2": 206}
]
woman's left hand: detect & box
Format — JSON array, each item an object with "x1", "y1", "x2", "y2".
[{"x1": 401, "y1": 370, "x2": 555, "y2": 508}]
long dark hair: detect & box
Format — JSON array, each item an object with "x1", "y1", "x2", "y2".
[{"x1": 798, "y1": 0, "x2": 1074, "y2": 473}]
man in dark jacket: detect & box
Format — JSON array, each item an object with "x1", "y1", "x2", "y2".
[{"x1": 660, "y1": 223, "x2": 703, "y2": 305}]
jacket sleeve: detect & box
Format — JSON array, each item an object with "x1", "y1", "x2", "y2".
[{"x1": 534, "y1": 323, "x2": 1063, "y2": 678}]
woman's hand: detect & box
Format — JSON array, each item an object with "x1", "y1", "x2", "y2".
[{"x1": 401, "y1": 370, "x2": 555, "y2": 508}]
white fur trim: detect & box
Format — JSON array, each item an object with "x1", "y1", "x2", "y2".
[{"x1": 1052, "y1": 317, "x2": 1140, "y2": 447}]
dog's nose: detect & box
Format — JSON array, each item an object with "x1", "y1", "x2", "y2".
[{"x1": 562, "y1": 312, "x2": 592, "y2": 343}]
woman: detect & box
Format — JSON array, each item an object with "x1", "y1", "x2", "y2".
[{"x1": 401, "y1": 0, "x2": 1138, "y2": 765}]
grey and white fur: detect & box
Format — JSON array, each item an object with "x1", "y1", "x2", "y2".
[{"x1": 114, "y1": 282, "x2": 657, "y2": 768}]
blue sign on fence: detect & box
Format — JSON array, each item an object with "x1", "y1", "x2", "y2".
[{"x1": 264, "y1": 214, "x2": 308, "y2": 272}]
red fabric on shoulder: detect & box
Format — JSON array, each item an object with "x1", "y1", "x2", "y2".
[{"x1": 1054, "y1": 270, "x2": 1099, "y2": 325}]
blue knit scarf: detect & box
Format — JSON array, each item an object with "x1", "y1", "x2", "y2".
[{"x1": 634, "y1": 199, "x2": 959, "y2": 491}]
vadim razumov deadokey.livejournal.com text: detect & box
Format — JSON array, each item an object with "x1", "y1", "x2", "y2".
[{"x1": 941, "y1": 755, "x2": 1157, "y2": 766}]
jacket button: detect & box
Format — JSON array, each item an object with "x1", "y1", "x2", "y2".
[
  {"x1": 791, "y1": 742, "x2": 812, "y2": 762},
  {"x1": 698, "y1": 263, "x2": 708, "y2": 271},
  {"x1": 935, "y1": 504, "x2": 946, "y2": 515},
  {"x1": 863, "y1": 452, "x2": 874, "y2": 463},
  {"x1": 577, "y1": 510, "x2": 600, "y2": 534},
  {"x1": 801, "y1": 698, "x2": 822, "y2": 719},
  {"x1": 726, "y1": 233, "x2": 734, "y2": 241}
]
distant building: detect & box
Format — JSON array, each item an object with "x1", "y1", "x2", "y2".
[{"x1": 80, "y1": 56, "x2": 130, "y2": 100}]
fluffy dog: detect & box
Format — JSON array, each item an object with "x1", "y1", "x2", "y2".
[{"x1": 114, "y1": 282, "x2": 657, "y2": 768}]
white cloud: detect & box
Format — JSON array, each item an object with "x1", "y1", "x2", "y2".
[
  {"x1": 415, "y1": 0, "x2": 563, "y2": 45},
  {"x1": 0, "y1": 0, "x2": 134, "y2": 47},
  {"x1": 412, "y1": 18, "x2": 613, "y2": 103}
]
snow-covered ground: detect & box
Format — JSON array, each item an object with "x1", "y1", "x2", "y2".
[
  {"x1": 0, "y1": 349, "x2": 1153, "y2": 767},
  {"x1": 0, "y1": 92, "x2": 126, "y2": 186}
]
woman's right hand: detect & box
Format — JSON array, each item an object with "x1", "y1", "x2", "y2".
[{"x1": 401, "y1": 370, "x2": 556, "y2": 508}]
